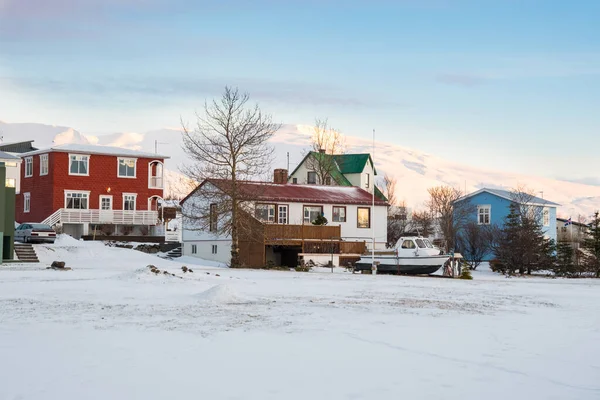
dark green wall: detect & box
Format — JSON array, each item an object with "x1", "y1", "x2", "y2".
[{"x1": 0, "y1": 162, "x2": 16, "y2": 261}]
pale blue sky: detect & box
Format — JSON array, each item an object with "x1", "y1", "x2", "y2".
[{"x1": 0, "y1": 0, "x2": 599, "y2": 183}]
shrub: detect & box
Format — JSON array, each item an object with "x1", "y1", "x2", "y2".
[
  {"x1": 489, "y1": 259, "x2": 506, "y2": 274},
  {"x1": 459, "y1": 263, "x2": 473, "y2": 280}
]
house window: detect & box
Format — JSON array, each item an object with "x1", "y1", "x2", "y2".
[
  {"x1": 278, "y1": 205, "x2": 288, "y2": 224},
  {"x1": 149, "y1": 161, "x2": 163, "y2": 188},
  {"x1": 357, "y1": 207, "x2": 371, "y2": 228},
  {"x1": 5, "y1": 178, "x2": 15, "y2": 188},
  {"x1": 212, "y1": 245, "x2": 218, "y2": 254},
  {"x1": 304, "y1": 205, "x2": 323, "y2": 224},
  {"x1": 100, "y1": 196, "x2": 112, "y2": 210},
  {"x1": 255, "y1": 204, "x2": 275, "y2": 223},
  {"x1": 325, "y1": 176, "x2": 332, "y2": 185},
  {"x1": 123, "y1": 194, "x2": 136, "y2": 210},
  {"x1": 24, "y1": 157, "x2": 33, "y2": 177},
  {"x1": 69, "y1": 154, "x2": 89, "y2": 176},
  {"x1": 40, "y1": 154, "x2": 48, "y2": 176},
  {"x1": 561, "y1": 226, "x2": 567, "y2": 233},
  {"x1": 24, "y1": 192, "x2": 30, "y2": 213},
  {"x1": 118, "y1": 158, "x2": 136, "y2": 178},
  {"x1": 478, "y1": 205, "x2": 491, "y2": 225},
  {"x1": 332, "y1": 206, "x2": 346, "y2": 222},
  {"x1": 209, "y1": 203, "x2": 218, "y2": 232},
  {"x1": 366, "y1": 173, "x2": 370, "y2": 189},
  {"x1": 307, "y1": 171, "x2": 317, "y2": 184},
  {"x1": 65, "y1": 191, "x2": 89, "y2": 209},
  {"x1": 292, "y1": 178, "x2": 298, "y2": 184},
  {"x1": 191, "y1": 244, "x2": 197, "y2": 254},
  {"x1": 543, "y1": 208, "x2": 550, "y2": 227}
]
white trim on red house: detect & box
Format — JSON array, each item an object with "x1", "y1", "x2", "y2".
[
  {"x1": 39, "y1": 153, "x2": 49, "y2": 176},
  {"x1": 68, "y1": 154, "x2": 90, "y2": 176},
  {"x1": 64, "y1": 190, "x2": 91, "y2": 209},
  {"x1": 148, "y1": 160, "x2": 164, "y2": 189},
  {"x1": 117, "y1": 157, "x2": 138, "y2": 179},
  {"x1": 123, "y1": 193, "x2": 137, "y2": 211}
]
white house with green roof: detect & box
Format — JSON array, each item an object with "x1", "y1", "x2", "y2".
[{"x1": 288, "y1": 151, "x2": 387, "y2": 201}]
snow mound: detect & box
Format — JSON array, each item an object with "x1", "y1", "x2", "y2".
[
  {"x1": 54, "y1": 234, "x2": 86, "y2": 247},
  {"x1": 195, "y1": 284, "x2": 251, "y2": 304}
]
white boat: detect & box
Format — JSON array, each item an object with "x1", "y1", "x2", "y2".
[{"x1": 354, "y1": 236, "x2": 449, "y2": 275}]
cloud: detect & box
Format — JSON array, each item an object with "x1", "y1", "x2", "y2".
[
  {"x1": 435, "y1": 73, "x2": 486, "y2": 87},
  {"x1": 558, "y1": 177, "x2": 600, "y2": 186}
]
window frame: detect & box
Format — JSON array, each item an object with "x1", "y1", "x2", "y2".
[
  {"x1": 211, "y1": 244, "x2": 218, "y2": 254},
  {"x1": 277, "y1": 204, "x2": 289, "y2": 224},
  {"x1": 24, "y1": 157, "x2": 33, "y2": 178},
  {"x1": 191, "y1": 244, "x2": 197, "y2": 254},
  {"x1": 122, "y1": 193, "x2": 137, "y2": 211},
  {"x1": 357, "y1": 207, "x2": 371, "y2": 228},
  {"x1": 255, "y1": 203, "x2": 276, "y2": 223},
  {"x1": 307, "y1": 171, "x2": 317, "y2": 184},
  {"x1": 332, "y1": 206, "x2": 347, "y2": 223},
  {"x1": 39, "y1": 154, "x2": 49, "y2": 176},
  {"x1": 99, "y1": 195, "x2": 113, "y2": 210},
  {"x1": 365, "y1": 173, "x2": 370, "y2": 189},
  {"x1": 477, "y1": 205, "x2": 491, "y2": 225},
  {"x1": 117, "y1": 157, "x2": 137, "y2": 179},
  {"x1": 64, "y1": 190, "x2": 90, "y2": 210},
  {"x1": 209, "y1": 203, "x2": 218, "y2": 232},
  {"x1": 68, "y1": 154, "x2": 90, "y2": 176},
  {"x1": 23, "y1": 192, "x2": 31, "y2": 213},
  {"x1": 542, "y1": 207, "x2": 550, "y2": 227},
  {"x1": 303, "y1": 205, "x2": 324, "y2": 224}
]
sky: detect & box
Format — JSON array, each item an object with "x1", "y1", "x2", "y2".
[{"x1": 0, "y1": 0, "x2": 599, "y2": 184}]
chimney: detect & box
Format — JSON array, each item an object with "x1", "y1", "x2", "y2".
[
  {"x1": 318, "y1": 148, "x2": 326, "y2": 154},
  {"x1": 273, "y1": 168, "x2": 288, "y2": 184}
]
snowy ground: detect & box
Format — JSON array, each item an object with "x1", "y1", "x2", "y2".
[{"x1": 1, "y1": 236, "x2": 599, "y2": 400}]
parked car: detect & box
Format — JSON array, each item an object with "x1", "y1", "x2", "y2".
[{"x1": 14, "y1": 223, "x2": 57, "y2": 244}]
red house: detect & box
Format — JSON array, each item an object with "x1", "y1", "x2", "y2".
[{"x1": 16, "y1": 144, "x2": 168, "y2": 238}]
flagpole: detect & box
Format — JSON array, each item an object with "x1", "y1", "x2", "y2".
[{"x1": 372, "y1": 129, "x2": 375, "y2": 270}]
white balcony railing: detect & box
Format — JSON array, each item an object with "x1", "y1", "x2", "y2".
[{"x1": 42, "y1": 208, "x2": 159, "y2": 226}]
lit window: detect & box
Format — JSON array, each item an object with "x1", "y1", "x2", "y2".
[
  {"x1": 5, "y1": 178, "x2": 16, "y2": 188},
  {"x1": 118, "y1": 158, "x2": 136, "y2": 178},
  {"x1": 303, "y1": 206, "x2": 323, "y2": 224},
  {"x1": 69, "y1": 154, "x2": 89, "y2": 175},
  {"x1": 40, "y1": 154, "x2": 49, "y2": 176},
  {"x1": 24, "y1": 192, "x2": 30, "y2": 213},
  {"x1": 123, "y1": 194, "x2": 136, "y2": 210},
  {"x1": 255, "y1": 204, "x2": 275, "y2": 223},
  {"x1": 25, "y1": 157, "x2": 33, "y2": 177},
  {"x1": 65, "y1": 192, "x2": 89, "y2": 209},
  {"x1": 478, "y1": 205, "x2": 491, "y2": 225},
  {"x1": 333, "y1": 206, "x2": 346, "y2": 222},
  {"x1": 357, "y1": 207, "x2": 370, "y2": 228}
]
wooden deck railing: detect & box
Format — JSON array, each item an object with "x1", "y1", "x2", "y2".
[{"x1": 264, "y1": 224, "x2": 341, "y2": 242}]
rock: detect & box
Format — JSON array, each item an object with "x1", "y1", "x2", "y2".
[
  {"x1": 216, "y1": 274, "x2": 220, "y2": 277},
  {"x1": 181, "y1": 266, "x2": 188, "y2": 273},
  {"x1": 51, "y1": 261, "x2": 66, "y2": 269},
  {"x1": 188, "y1": 269, "x2": 193, "y2": 273},
  {"x1": 147, "y1": 265, "x2": 156, "y2": 269},
  {"x1": 163, "y1": 270, "x2": 169, "y2": 275}
]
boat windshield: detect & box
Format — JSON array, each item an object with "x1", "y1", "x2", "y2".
[
  {"x1": 401, "y1": 240, "x2": 416, "y2": 249},
  {"x1": 415, "y1": 239, "x2": 426, "y2": 248},
  {"x1": 423, "y1": 239, "x2": 434, "y2": 248}
]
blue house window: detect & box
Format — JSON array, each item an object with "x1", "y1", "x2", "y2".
[
  {"x1": 478, "y1": 205, "x2": 491, "y2": 225},
  {"x1": 543, "y1": 208, "x2": 550, "y2": 226}
]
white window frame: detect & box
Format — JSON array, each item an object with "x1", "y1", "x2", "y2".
[
  {"x1": 118, "y1": 157, "x2": 137, "y2": 179},
  {"x1": 24, "y1": 157, "x2": 33, "y2": 178},
  {"x1": 99, "y1": 195, "x2": 113, "y2": 210},
  {"x1": 64, "y1": 190, "x2": 90, "y2": 210},
  {"x1": 24, "y1": 192, "x2": 30, "y2": 213},
  {"x1": 40, "y1": 154, "x2": 49, "y2": 176},
  {"x1": 478, "y1": 205, "x2": 491, "y2": 225},
  {"x1": 303, "y1": 205, "x2": 323, "y2": 224},
  {"x1": 365, "y1": 173, "x2": 370, "y2": 189},
  {"x1": 542, "y1": 207, "x2": 550, "y2": 227},
  {"x1": 148, "y1": 160, "x2": 164, "y2": 188},
  {"x1": 277, "y1": 205, "x2": 288, "y2": 224},
  {"x1": 68, "y1": 154, "x2": 90, "y2": 176},
  {"x1": 255, "y1": 203, "x2": 276, "y2": 223},
  {"x1": 123, "y1": 193, "x2": 137, "y2": 211}
]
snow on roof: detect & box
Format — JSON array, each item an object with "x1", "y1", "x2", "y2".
[
  {"x1": 182, "y1": 179, "x2": 389, "y2": 206},
  {"x1": 457, "y1": 187, "x2": 560, "y2": 207},
  {"x1": 20, "y1": 143, "x2": 169, "y2": 159},
  {"x1": 0, "y1": 151, "x2": 20, "y2": 160}
]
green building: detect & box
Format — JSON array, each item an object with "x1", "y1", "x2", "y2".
[{"x1": 0, "y1": 162, "x2": 16, "y2": 263}]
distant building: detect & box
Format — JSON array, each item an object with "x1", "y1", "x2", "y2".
[
  {"x1": 15, "y1": 144, "x2": 168, "y2": 239},
  {"x1": 0, "y1": 150, "x2": 21, "y2": 194},
  {"x1": 0, "y1": 162, "x2": 16, "y2": 262},
  {"x1": 455, "y1": 188, "x2": 559, "y2": 260}
]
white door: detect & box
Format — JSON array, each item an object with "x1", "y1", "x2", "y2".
[{"x1": 99, "y1": 196, "x2": 113, "y2": 222}]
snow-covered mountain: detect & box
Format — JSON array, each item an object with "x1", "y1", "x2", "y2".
[{"x1": 1, "y1": 120, "x2": 598, "y2": 219}]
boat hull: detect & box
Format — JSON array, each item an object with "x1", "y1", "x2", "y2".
[{"x1": 354, "y1": 255, "x2": 449, "y2": 275}]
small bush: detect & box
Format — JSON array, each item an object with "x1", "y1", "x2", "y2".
[
  {"x1": 459, "y1": 264, "x2": 473, "y2": 280},
  {"x1": 489, "y1": 259, "x2": 506, "y2": 274}
]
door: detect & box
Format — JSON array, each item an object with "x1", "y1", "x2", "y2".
[{"x1": 99, "y1": 196, "x2": 113, "y2": 222}]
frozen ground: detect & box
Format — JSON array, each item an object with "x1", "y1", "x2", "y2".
[{"x1": 1, "y1": 236, "x2": 599, "y2": 400}]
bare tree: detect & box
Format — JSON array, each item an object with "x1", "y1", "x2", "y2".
[
  {"x1": 382, "y1": 173, "x2": 397, "y2": 206},
  {"x1": 387, "y1": 200, "x2": 410, "y2": 247},
  {"x1": 181, "y1": 87, "x2": 280, "y2": 268},
  {"x1": 426, "y1": 185, "x2": 474, "y2": 252},
  {"x1": 304, "y1": 118, "x2": 346, "y2": 185},
  {"x1": 457, "y1": 222, "x2": 491, "y2": 270},
  {"x1": 411, "y1": 209, "x2": 435, "y2": 237}
]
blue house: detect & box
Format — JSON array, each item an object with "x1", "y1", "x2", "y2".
[{"x1": 454, "y1": 188, "x2": 560, "y2": 260}]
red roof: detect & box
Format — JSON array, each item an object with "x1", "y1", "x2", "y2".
[{"x1": 182, "y1": 179, "x2": 388, "y2": 206}]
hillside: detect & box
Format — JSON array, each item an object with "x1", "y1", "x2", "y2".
[{"x1": 1, "y1": 120, "x2": 598, "y2": 218}]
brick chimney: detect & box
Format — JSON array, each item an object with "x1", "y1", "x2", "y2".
[
  {"x1": 273, "y1": 169, "x2": 288, "y2": 184},
  {"x1": 318, "y1": 148, "x2": 326, "y2": 154}
]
